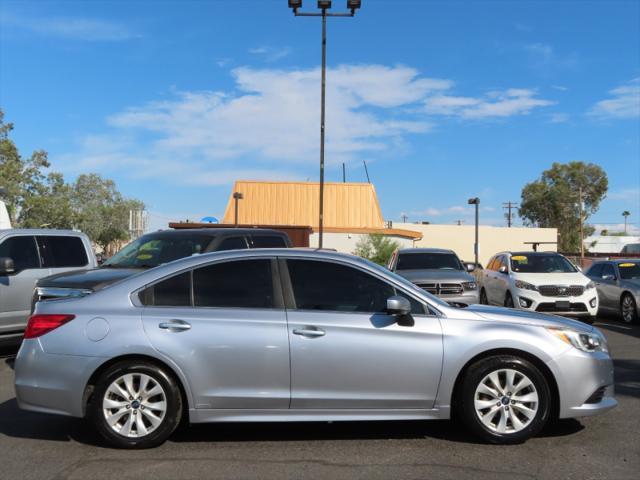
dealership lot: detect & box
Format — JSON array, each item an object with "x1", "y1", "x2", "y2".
[{"x1": 0, "y1": 318, "x2": 638, "y2": 480}]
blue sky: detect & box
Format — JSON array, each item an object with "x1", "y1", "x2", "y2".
[{"x1": 1, "y1": 0, "x2": 639, "y2": 232}]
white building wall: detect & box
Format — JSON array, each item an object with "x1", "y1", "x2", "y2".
[
  {"x1": 309, "y1": 232, "x2": 415, "y2": 254},
  {"x1": 584, "y1": 235, "x2": 640, "y2": 254}
]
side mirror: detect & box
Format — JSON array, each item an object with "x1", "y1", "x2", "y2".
[
  {"x1": 498, "y1": 265, "x2": 508, "y2": 274},
  {"x1": 465, "y1": 262, "x2": 476, "y2": 272},
  {"x1": 387, "y1": 295, "x2": 411, "y2": 316},
  {"x1": 602, "y1": 274, "x2": 616, "y2": 282},
  {"x1": 0, "y1": 257, "x2": 15, "y2": 275}
]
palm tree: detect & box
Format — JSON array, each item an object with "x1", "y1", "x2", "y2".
[{"x1": 622, "y1": 210, "x2": 631, "y2": 233}]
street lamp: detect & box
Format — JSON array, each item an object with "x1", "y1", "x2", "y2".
[
  {"x1": 287, "y1": 0, "x2": 363, "y2": 248},
  {"x1": 233, "y1": 192, "x2": 244, "y2": 227},
  {"x1": 468, "y1": 197, "x2": 480, "y2": 268}
]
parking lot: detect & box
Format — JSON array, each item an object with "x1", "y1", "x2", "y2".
[{"x1": 0, "y1": 317, "x2": 638, "y2": 480}]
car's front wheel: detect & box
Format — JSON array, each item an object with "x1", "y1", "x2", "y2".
[
  {"x1": 460, "y1": 355, "x2": 551, "y2": 444},
  {"x1": 621, "y1": 293, "x2": 638, "y2": 324},
  {"x1": 480, "y1": 288, "x2": 488, "y2": 305},
  {"x1": 88, "y1": 361, "x2": 183, "y2": 448}
]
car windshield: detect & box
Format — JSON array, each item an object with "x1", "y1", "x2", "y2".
[
  {"x1": 103, "y1": 234, "x2": 213, "y2": 268},
  {"x1": 396, "y1": 253, "x2": 463, "y2": 271},
  {"x1": 362, "y1": 258, "x2": 450, "y2": 308},
  {"x1": 618, "y1": 262, "x2": 640, "y2": 280},
  {"x1": 510, "y1": 254, "x2": 577, "y2": 273}
]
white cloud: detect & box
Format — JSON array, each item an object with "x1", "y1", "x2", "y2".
[
  {"x1": 589, "y1": 78, "x2": 640, "y2": 119},
  {"x1": 424, "y1": 88, "x2": 555, "y2": 119},
  {"x1": 248, "y1": 46, "x2": 292, "y2": 62},
  {"x1": 549, "y1": 113, "x2": 569, "y2": 123},
  {"x1": 2, "y1": 13, "x2": 137, "y2": 41},
  {"x1": 608, "y1": 187, "x2": 640, "y2": 201}
]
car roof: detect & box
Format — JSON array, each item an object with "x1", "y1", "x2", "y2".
[
  {"x1": 499, "y1": 251, "x2": 563, "y2": 256},
  {"x1": 144, "y1": 228, "x2": 287, "y2": 238},
  {"x1": 397, "y1": 248, "x2": 455, "y2": 254},
  {"x1": 0, "y1": 228, "x2": 88, "y2": 237}
]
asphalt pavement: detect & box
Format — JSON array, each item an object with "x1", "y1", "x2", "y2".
[{"x1": 0, "y1": 317, "x2": 638, "y2": 480}]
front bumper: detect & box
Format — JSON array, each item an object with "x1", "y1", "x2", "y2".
[
  {"x1": 439, "y1": 291, "x2": 480, "y2": 307},
  {"x1": 548, "y1": 347, "x2": 617, "y2": 419},
  {"x1": 511, "y1": 287, "x2": 598, "y2": 317},
  {"x1": 14, "y1": 339, "x2": 105, "y2": 418}
]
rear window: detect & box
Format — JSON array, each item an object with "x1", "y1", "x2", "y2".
[
  {"x1": 38, "y1": 236, "x2": 89, "y2": 268},
  {"x1": 251, "y1": 235, "x2": 287, "y2": 248}
]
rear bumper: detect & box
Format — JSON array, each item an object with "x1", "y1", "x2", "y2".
[
  {"x1": 548, "y1": 348, "x2": 617, "y2": 419},
  {"x1": 14, "y1": 339, "x2": 105, "y2": 418}
]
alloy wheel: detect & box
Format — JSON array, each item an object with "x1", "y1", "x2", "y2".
[
  {"x1": 474, "y1": 368, "x2": 539, "y2": 434},
  {"x1": 622, "y1": 295, "x2": 637, "y2": 323},
  {"x1": 102, "y1": 373, "x2": 167, "y2": 438}
]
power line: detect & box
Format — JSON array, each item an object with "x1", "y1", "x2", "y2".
[{"x1": 502, "y1": 201, "x2": 518, "y2": 228}]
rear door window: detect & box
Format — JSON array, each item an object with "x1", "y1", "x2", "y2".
[
  {"x1": 0, "y1": 235, "x2": 40, "y2": 272},
  {"x1": 140, "y1": 271, "x2": 192, "y2": 307},
  {"x1": 38, "y1": 236, "x2": 89, "y2": 268},
  {"x1": 587, "y1": 263, "x2": 603, "y2": 278},
  {"x1": 193, "y1": 259, "x2": 274, "y2": 308},
  {"x1": 216, "y1": 236, "x2": 248, "y2": 251},
  {"x1": 250, "y1": 235, "x2": 287, "y2": 248}
]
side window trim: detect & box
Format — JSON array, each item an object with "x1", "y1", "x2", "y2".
[
  {"x1": 137, "y1": 256, "x2": 283, "y2": 310},
  {"x1": 278, "y1": 256, "x2": 436, "y2": 317}
]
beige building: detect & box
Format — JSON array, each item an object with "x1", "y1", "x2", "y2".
[{"x1": 208, "y1": 180, "x2": 558, "y2": 263}]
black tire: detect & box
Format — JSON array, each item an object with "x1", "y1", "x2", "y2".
[
  {"x1": 480, "y1": 289, "x2": 488, "y2": 305},
  {"x1": 621, "y1": 293, "x2": 638, "y2": 324},
  {"x1": 459, "y1": 355, "x2": 551, "y2": 444},
  {"x1": 504, "y1": 292, "x2": 515, "y2": 308},
  {"x1": 88, "y1": 361, "x2": 183, "y2": 449}
]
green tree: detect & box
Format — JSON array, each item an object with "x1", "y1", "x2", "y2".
[
  {"x1": 353, "y1": 234, "x2": 399, "y2": 266},
  {"x1": 519, "y1": 161, "x2": 608, "y2": 252}
]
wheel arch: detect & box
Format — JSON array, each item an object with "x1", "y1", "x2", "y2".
[
  {"x1": 450, "y1": 348, "x2": 560, "y2": 420},
  {"x1": 83, "y1": 354, "x2": 191, "y2": 419}
]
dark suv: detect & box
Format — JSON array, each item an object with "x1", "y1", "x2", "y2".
[{"x1": 35, "y1": 228, "x2": 291, "y2": 303}]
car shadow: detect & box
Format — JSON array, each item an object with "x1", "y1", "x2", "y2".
[
  {"x1": 0, "y1": 395, "x2": 584, "y2": 447},
  {"x1": 595, "y1": 315, "x2": 640, "y2": 339}
]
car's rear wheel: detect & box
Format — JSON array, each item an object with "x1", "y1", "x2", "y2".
[
  {"x1": 621, "y1": 293, "x2": 638, "y2": 324},
  {"x1": 480, "y1": 289, "x2": 488, "y2": 305},
  {"x1": 89, "y1": 361, "x2": 183, "y2": 448},
  {"x1": 460, "y1": 355, "x2": 551, "y2": 444}
]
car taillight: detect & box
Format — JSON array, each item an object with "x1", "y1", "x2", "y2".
[{"x1": 24, "y1": 314, "x2": 75, "y2": 339}]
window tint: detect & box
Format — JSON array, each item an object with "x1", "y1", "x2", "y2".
[
  {"x1": 396, "y1": 253, "x2": 463, "y2": 271},
  {"x1": 251, "y1": 235, "x2": 287, "y2": 248},
  {"x1": 38, "y1": 236, "x2": 88, "y2": 268},
  {"x1": 601, "y1": 264, "x2": 616, "y2": 279},
  {"x1": 0, "y1": 236, "x2": 40, "y2": 272},
  {"x1": 216, "y1": 237, "x2": 248, "y2": 251},
  {"x1": 193, "y1": 259, "x2": 273, "y2": 308},
  {"x1": 141, "y1": 271, "x2": 191, "y2": 307},
  {"x1": 104, "y1": 234, "x2": 212, "y2": 268},
  {"x1": 287, "y1": 259, "x2": 396, "y2": 313},
  {"x1": 587, "y1": 263, "x2": 603, "y2": 278}
]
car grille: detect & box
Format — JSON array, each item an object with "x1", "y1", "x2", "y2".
[
  {"x1": 415, "y1": 282, "x2": 463, "y2": 296},
  {"x1": 538, "y1": 285, "x2": 585, "y2": 297},
  {"x1": 536, "y1": 302, "x2": 588, "y2": 313}
]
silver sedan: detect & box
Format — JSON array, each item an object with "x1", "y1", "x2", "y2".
[
  {"x1": 15, "y1": 249, "x2": 616, "y2": 448},
  {"x1": 586, "y1": 259, "x2": 640, "y2": 323}
]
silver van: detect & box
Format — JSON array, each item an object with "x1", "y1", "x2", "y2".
[{"x1": 0, "y1": 229, "x2": 96, "y2": 343}]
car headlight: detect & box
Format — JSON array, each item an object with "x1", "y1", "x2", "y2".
[
  {"x1": 515, "y1": 280, "x2": 538, "y2": 291},
  {"x1": 546, "y1": 327, "x2": 608, "y2": 353},
  {"x1": 462, "y1": 281, "x2": 477, "y2": 291},
  {"x1": 586, "y1": 281, "x2": 596, "y2": 290}
]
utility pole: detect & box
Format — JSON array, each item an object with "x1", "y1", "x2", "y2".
[
  {"x1": 342, "y1": 163, "x2": 346, "y2": 183},
  {"x1": 468, "y1": 197, "x2": 480, "y2": 268},
  {"x1": 401, "y1": 213, "x2": 408, "y2": 223},
  {"x1": 502, "y1": 201, "x2": 518, "y2": 227},
  {"x1": 579, "y1": 186, "x2": 584, "y2": 267},
  {"x1": 233, "y1": 192, "x2": 244, "y2": 227},
  {"x1": 456, "y1": 219, "x2": 464, "y2": 226},
  {"x1": 363, "y1": 160, "x2": 371, "y2": 183}
]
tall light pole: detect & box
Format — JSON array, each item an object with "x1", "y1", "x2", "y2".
[
  {"x1": 288, "y1": 1, "x2": 362, "y2": 248},
  {"x1": 468, "y1": 197, "x2": 480, "y2": 267}
]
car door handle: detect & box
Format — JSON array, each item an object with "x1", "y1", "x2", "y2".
[
  {"x1": 293, "y1": 327, "x2": 326, "y2": 337},
  {"x1": 159, "y1": 320, "x2": 191, "y2": 332}
]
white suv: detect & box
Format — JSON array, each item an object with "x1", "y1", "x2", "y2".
[{"x1": 480, "y1": 251, "x2": 598, "y2": 319}]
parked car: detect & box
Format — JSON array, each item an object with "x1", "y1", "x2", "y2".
[
  {"x1": 479, "y1": 252, "x2": 598, "y2": 320},
  {"x1": 586, "y1": 259, "x2": 640, "y2": 323},
  {"x1": 15, "y1": 249, "x2": 615, "y2": 448},
  {"x1": 0, "y1": 229, "x2": 96, "y2": 343},
  {"x1": 620, "y1": 243, "x2": 640, "y2": 255},
  {"x1": 388, "y1": 248, "x2": 479, "y2": 306},
  {"x1": 34, "y1": 228, "x2": 291, "y2": 305}
]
